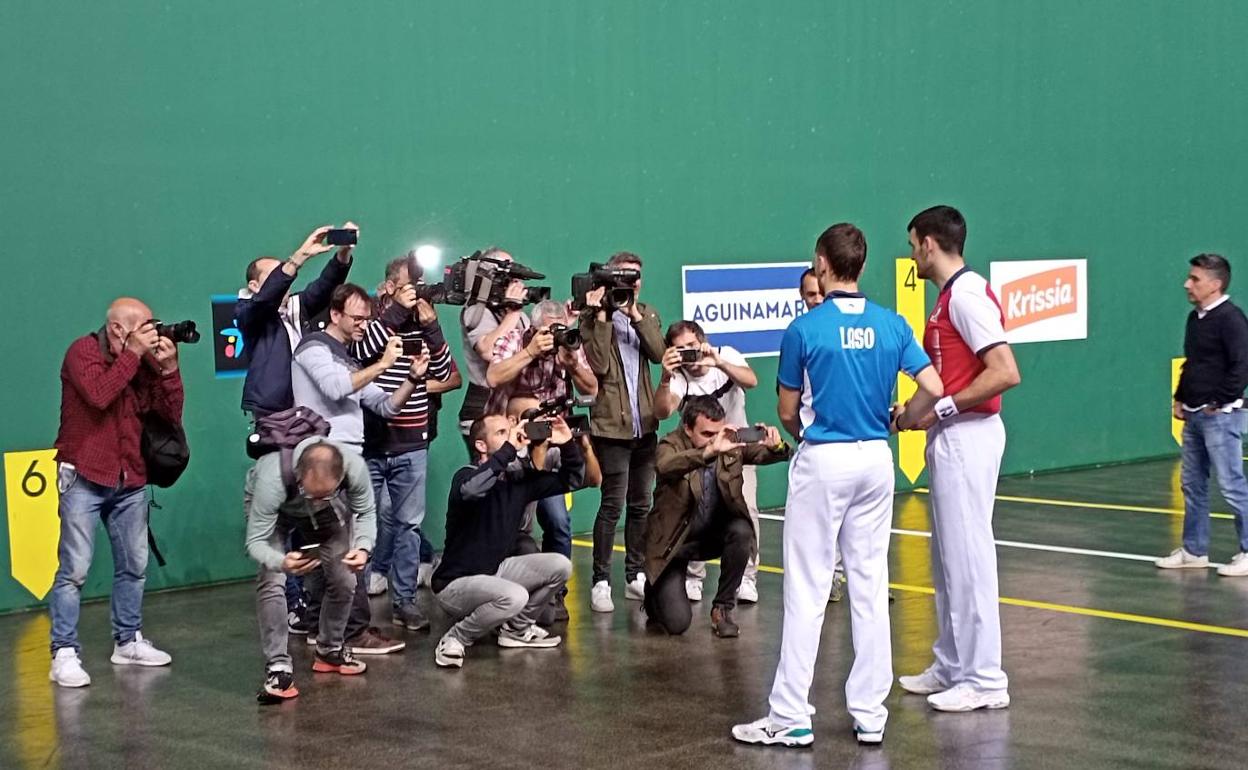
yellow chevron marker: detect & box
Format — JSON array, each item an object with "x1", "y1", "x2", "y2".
[
  {"x1": 896, "y1": 258, "x2": 927, "y2": 482},
  {"x1": 4, "y1": 449, "x2": 61, "y2": 600},
  {"x1": 1171, "y1": 357, "x2": 1184, "y2": 446}
]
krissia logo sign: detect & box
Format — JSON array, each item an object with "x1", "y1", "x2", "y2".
[{"x1": 989, "y1": 259, "x2": 1087, "y2": 344}]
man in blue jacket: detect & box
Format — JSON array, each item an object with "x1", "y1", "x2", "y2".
[{"x1": 235, "y1": 223, "x2": 357, "y2": 419}]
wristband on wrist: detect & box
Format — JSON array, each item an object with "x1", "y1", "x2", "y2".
[{"x1": 934, "y1": 396, "x2": 959, "y2": 421}]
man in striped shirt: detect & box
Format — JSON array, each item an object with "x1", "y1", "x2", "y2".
[{"x1": 350, "y1": 257, "x2": 453, "y2": 631}]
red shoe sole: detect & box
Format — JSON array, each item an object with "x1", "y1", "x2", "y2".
[{"x1": 312, "y1": 660, "x2": 366, "y2": 675}]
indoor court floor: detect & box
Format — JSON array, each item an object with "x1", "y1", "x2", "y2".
[{"x1": 2, "y1": 456, "x2": 1247, "y2": 769}]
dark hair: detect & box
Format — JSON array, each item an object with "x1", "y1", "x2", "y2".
[
  {"x1": 1191, "y1": 253, "x2": 1232, "y2": 291},
  {"x1": 908, "y1": 205, "x2": 966, "y2": 255},
  {"x1": 468, "y1": 413, "x2": 507, "y2": 448},
  {"x1": 815, "y1": 223, "x2": 867, "y2": 281},
  {"x1": 608, "y1": 251, "x2": 643, "y2": 268},
  {"x1": 330, "y1": 283, "x2": 371, "y2": 314},
  {"x1": 800, "y1": 267, "x2": 817, "y2": 286},
  {"x1": 681, "y1": 395, "x2": 726, "y2": 428},
  {"x1": 295, "y1": 441, "x2": 344, "y2": 483},
  {"x1": 665, "y1": 320, "x2": 706, "y2": 347},
  {"x1": 246, "y1": 257, "x2": 276, "y2": 284}
]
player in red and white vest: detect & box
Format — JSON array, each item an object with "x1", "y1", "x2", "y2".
[{"x1": 893, "y1": 205, "x2": 1022, "y2": 713}]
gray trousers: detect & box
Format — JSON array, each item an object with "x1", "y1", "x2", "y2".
[
  {"x1": 434, "y1": 554, "x2": 572, "y2": 645},
  {"x1": 255, "y1": 512, "x2": 356, "y2": 672}
]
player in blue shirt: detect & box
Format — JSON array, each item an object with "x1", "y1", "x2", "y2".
[{"x1": 733, "y1": 223, "x2": 943, "y2": 748}]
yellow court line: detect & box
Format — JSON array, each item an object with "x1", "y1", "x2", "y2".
[
  {"x1": 569, "y1": 540, "x2": 1248, "y2": 639},
  {"x1": 908, "y1": 487, "x2": 1234, "y2": 522}
]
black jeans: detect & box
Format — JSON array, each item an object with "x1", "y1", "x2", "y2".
[
  {"x1": 644, "y1": 516, "x2": 753, "y2": 635},
  {"x1": 304, "y1": 568, "x2": 371, "y2": 642},
  {"x1": 591, "y1": 433, "x2": 658, "y2": 584}
]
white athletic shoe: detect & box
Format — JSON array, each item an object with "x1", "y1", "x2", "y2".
[
  {"x1": 434, "y1": 635, "x2": 465, "y2": 668},
  {"x1": 1155, "y1": 548, "x2": 1209, "y2": 569},
  {"x1": 899, "y1": 664, "x2": 950, "y2": 695},
  {"x1": 731, "y1": 717, "x2": 814, "y2": 747},
  {"x1": 590, "y1": 580, "x2": 614, "y2": 613},
  {"x1": 1217, "y1": 552, "x2": 1248, "y2": 577},
  {"x1": 736, "y1": 577, "x2": 758, "y2": 604},
  {"x1": 927, "y1": 683, "x2": 1010, "y2": 712},
  {"x1": 50, "y1": 647, "x2": 91, "y2": 688},
  {"x1": 110, "y1": 632, "x2": 172, "y2": 667},
  {"x1": 625, "y1": 574, "x2": 646, "y2": 601},
  {"x1": 366, "y1": 572, "x2": 389, "y2": 595},
  {"x1": 853, "y1": 724, "x2": 884, "y2": 745},
  {"x1": 497, "y1": 624, "x2": 562, "y2": 649},
  {"x1": 685, "y1": 579, "x2": 703, "y2": 602}
]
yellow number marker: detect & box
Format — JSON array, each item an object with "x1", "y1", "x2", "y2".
[
  {"x1": 1171, "y1": 358, "x2": 1184, "y2": 446},
  {"x1": 896, "y1": 258, "x2": 927, "y2": 483},
  {"x1": 4, "y1": 449, "x2": 61, "y2": 600}
]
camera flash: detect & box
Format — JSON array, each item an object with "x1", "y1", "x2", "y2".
[{"x1": 414, "y1": 245, "x2": 443, "y2": 271}]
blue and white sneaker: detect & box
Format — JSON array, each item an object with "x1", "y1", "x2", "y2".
[
  {"x1": 731, "y1": 717, "x2": 814, "y2": 747},
  {"x1": 854, "y1": 724, "x2": 884, "y2": 745}
]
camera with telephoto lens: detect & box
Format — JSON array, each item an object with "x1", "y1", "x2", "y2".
[
  {"x1": 521, "y1": 393, "x2": 595, "y2": 442},
  {"x1": 570, "y1": 262, "x2": 640, "y2": 312},
  {"x1": 547, "y1": 323, "x2": 582, "y2": 351},
  {"x1": 417, "y1": 251, "x2": 549, "y2": 309},
  {"x1": 153, "y1": 320, "x2": 200, "y2": 344}
]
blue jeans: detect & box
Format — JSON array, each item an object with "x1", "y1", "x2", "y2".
[
  {"x1": 367, "y1": 449, "x2": 428, "y2": 606},
  {"x1": 536, "y1": 494, "x2": 572, "y2": 558},
  {"x1": 48, "y1": 466, "x2": 149, "y2": 654},
  {"x1": 1181, "y1": 409, "x2": 1248, "y2": 556}
]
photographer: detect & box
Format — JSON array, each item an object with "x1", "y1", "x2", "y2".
[
  {"x1": 579, "y1": 251, "x2": 666, "y2": 613},
  {"x1": 430, "y1": 414, "x2": 583, "y2": 668},
  {"x1": 457, "y1": 248, "x2": 531, "y2": 448},
  {"x1": 348, "y1": 257, "x2": 453, "y2": 631},
  {"x1": 645, "y1": 397, "x2": 790, "y2": 638},
  {"x1": 487, "y1": 298, "x2": 596, "y2": 409},
  {"x1": 245, "y1": 439, "x2": 376, "y2": 702},
  {"x1": 236, "y1": 223, "x2": 357, "y2": 419},
  {"x1": 655, "y1": 320, "x2": 762, "y2": 604},
  {"x1": 49, "y1": 298, "x2": 184, "y2": 688}
]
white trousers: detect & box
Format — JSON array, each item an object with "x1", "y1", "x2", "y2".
[
  {"x1": 767, "y1": 440, "x2": 895, "y2": 733},
  {"x1": 926, "y1": 413, "x2": 1009, "y2": 692},
  {"x1": 687, "y1": 464, "x2": 759, "y2": 583}
]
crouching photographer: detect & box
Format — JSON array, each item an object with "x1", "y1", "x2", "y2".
[
  {"x1": 429, "y1": 415, "x2": 584, "y2": 668},
  {"x1": 49, "y1": 299, "x2": 188, "y2": 688}
]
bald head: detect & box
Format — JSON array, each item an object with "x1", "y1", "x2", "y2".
[{"x1": 107, "y1": 297, "x2": 152, "y2": 326}]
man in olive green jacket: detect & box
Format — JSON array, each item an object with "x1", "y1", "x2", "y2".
[
  {"x1": 579, "y1": 251, "x2": 666, "y2": 613},
  {"x1": 644, "y1": 396, "x2": 791, "y2": 637}
]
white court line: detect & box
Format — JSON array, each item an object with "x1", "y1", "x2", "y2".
[{"x1": 756, "y1": 513, "x2": 1224, "y2": 567}]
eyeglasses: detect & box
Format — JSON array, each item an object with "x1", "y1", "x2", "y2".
[
  {"x1": 298, "y1": 482, "x2": 343, "y2": 504},
  {"x1": 344, "y1": 313, "x2": 372, "y2": 324}
]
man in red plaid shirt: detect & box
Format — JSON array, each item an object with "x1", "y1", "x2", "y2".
[{"x1": 48, "y1": 298, "x2": 185, "y2": 688}]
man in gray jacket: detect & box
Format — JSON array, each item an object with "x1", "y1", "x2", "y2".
[{"x1": 245, "y1": 439, "x2": 376, "y2": 703}]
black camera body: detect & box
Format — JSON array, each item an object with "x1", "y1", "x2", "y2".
[
  {"x1": 547, "y1": 323, "x2": 582, "y2": 351},
  {"x1": 520, "y1": 393, "x2": 596, "y2": 443},
  {"x1": 154, "y1": 320, "x2": 200, "y2": 344},
  {"x1": 571, "y1": 262, "x2": 640, "y2": 312},
  {"x1": 678, "y1": 347, "x2": 701, "y2": 363}
]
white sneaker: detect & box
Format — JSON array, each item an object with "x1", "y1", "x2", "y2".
[
  {"x1": 736, "y1": 577, "x2": 759, "y2": 604},
  {"x1": 366, "y1": 572, "x2": 389, "y2": 595},
  {"x1": 731, "y1": 717, "x2": 814, "y2": 747},
  {"x1": 50, "y1": 647, "x2": 91, "y2": 688},
  {"x1": 434, "y1": 635, "x2": 465, "y2": 668},
  {"x1": 853, "y1": 724, "x2": 884, "y2": 745},
  {"x1": 899, "y1": 664, "x2": 950, "y2": 695},
  {"x1": 1218, "y1": 552, "x2": 1248, "y2": 576},
  {"x1": 926, "y1": 682, "x2": 1010, "y2": 712},
  {"x1": 110, "y1": 632, "x2": 172, "y2": 667},
  {"x1": 590, "y1": 581, "x2": 614, "y2": 613},
  {"x1": 1155, "y1": 548, "x2": 1209, "y2": 569},
  {"x1": 497, "y1": 624, "x2": 562, "y2": 648},
  {"x1": 685, "y1": 579, "x2": 703, "y2": 602},
  {"x1": 625, "y1": 574, "x2": 646, "y2": 601}
]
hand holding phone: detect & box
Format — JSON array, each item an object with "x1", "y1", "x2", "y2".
[
  {"x1": 324, "y1": 228, "x2": 358, "y2": 246},
  {"x1": 732, "y1": 426, "x2": 767, "y2": 444},
  {"x1": 402, "y1": 338, "x2": 424, "y2": 357}
]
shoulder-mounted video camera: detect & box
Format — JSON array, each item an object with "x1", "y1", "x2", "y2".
[
  {"x1": 571, "y1": 262, "x2": 640, "y2": 312},
  {"x1": 408, "y1": 250, "x2": 550, "y2": 309}
]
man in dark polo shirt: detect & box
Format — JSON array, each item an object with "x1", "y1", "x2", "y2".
[{"x1": 1158, "y1": 253, "x2": 1248, "y2": 577}]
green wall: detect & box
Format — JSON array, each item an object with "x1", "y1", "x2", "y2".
[{"x1": 1, "y1": 1, "x2": 1243, "y2": 612}]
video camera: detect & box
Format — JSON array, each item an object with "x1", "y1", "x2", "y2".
[
  {"x1": 153, "y1": 320, "x2": 200, "y2": 344},
  {"x1": 521, "y1": 393, "x2": 595, "y2": 443},
  {"x1": 571, "y1": 262, "x2": 640, "y2": 312},
  {"x1": 410, "y1": 250, "x2": 550, "y2": 309}
]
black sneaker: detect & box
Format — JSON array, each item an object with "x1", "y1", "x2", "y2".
[
  {"x1": 257, "y1": 669, "x2": 299, "y2": 704},
  {"x1": 392, "y1": 601, "x2": 430, "y2": 632},
  {"x1": 287, "y1": 599, "x2": 310, "y2": 635},
  {"x1": 711, "y1": 606, "x2": 740, "y2": 638},
  {"x1": 312, "y1": 648, "x2": 367, "y2": 675}
]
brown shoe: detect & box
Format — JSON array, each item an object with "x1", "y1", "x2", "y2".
[
  {"x1": 346, "y1": 627, "x2": 406, "y2": 655},
  {"x1": 711, "y1": 606, "x2": 740, "y2": 638}
]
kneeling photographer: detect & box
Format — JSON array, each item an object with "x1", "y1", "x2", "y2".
[
  {"x1": 644, "y1": 396, "x2": 791, "y2": 639},
  {"x1": 429, "y1": 414, "x2": 584, "y2": 668}
]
